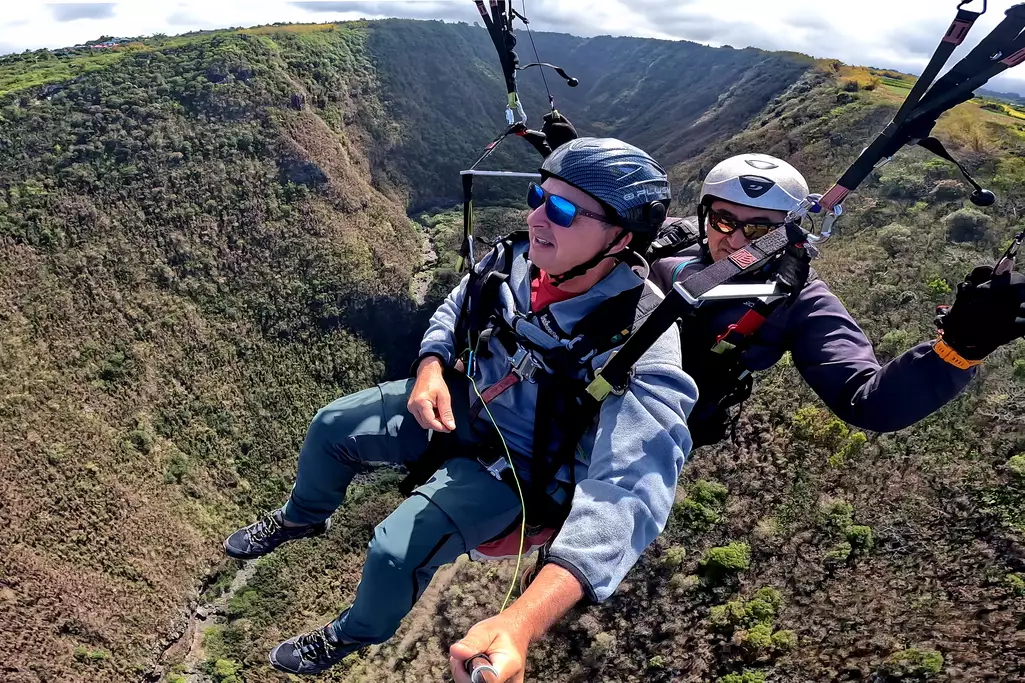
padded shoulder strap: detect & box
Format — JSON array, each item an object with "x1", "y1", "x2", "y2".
[
  {"x1": 456, "y1": 230, "x2": 529, "y2": 355},
  {"x1": 571, "y1": 283, "x2": 663, "y2": 358},
  {"x1": 647, "y1": 216, "x2": 702, "y2": 262}
]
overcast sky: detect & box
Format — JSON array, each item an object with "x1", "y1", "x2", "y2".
[{"x1": 4, "y1": 0, "x2": 1025, "y2": 94}]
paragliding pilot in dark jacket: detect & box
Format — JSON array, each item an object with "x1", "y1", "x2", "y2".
[{"x1": 648, "y1": 152, "x2": 1025, "y2": 447}]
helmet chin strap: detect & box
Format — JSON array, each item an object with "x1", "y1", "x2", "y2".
[
  {"x1": 697, "y1": 201, "x2": 712, "y2": 259},
  {"x1": 549, "y1": 229, "x2": 630, "y2": 286}
]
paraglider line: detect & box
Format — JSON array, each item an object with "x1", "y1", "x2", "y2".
[{"x1": 468, "y1": 373, "x2": 528, "y2": 612}]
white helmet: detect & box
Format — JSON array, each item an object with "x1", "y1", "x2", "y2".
[{"x1": 700, "y1": 153, "x2": 809, "y2": 213}]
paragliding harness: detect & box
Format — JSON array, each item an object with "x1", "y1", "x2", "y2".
[
  {"x1": 647, "y1": 218, "x2": 817, "y2": 446},
  {"x1": 400, "y1": 231, "x2": 663, "y2": 529},
  {"x1": 400, "y1": 0, "x2": 612, "y2": 536}
]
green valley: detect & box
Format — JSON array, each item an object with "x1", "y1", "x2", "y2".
[{"x1": 1, "y1": 16, "x2": 1023, "y2": 683}]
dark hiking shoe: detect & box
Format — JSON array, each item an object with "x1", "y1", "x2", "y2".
[
  {"x1": 223, "y1": 508, "x2": 329, "y2": 560},
  {"x1": 269, "y1": 623, "x2": 365, "y2": 675}
]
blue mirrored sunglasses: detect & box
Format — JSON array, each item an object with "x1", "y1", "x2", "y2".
[{"x1": 526, "y1": 182, "x2": 614, "y2": 228}]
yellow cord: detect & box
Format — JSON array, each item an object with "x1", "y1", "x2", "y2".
[{"x1": 468, "y1": 374, "x2": 528, "y2": 612}]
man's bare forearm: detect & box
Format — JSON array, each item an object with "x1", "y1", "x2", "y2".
[{"x1": 505, "y1": 563, "x2": 584, "y2": 643}]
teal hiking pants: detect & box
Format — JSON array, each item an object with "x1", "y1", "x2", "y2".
[{"x1": 281, "y1": 375, "x2": 524, "y2": 645}]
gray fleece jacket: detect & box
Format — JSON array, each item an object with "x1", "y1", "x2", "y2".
[{"x1": 418, "y1": 238, "x2": 697, "y2": 602}]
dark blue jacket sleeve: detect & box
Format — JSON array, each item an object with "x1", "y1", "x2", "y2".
[{"x1": 785, "y1": 281, "x2": 974, "y2": 432}]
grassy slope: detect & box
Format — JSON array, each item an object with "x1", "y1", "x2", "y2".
[
  {"x1": 362, "y1": 19, "x2": 810, "y2": 213},
  {"x1": 0, "y1": 24, "x2": 425, "y2": 682}
]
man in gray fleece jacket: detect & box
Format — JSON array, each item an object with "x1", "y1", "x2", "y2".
[{"x1": 222, "y1": 137, "x2": 697, "y2": 678}]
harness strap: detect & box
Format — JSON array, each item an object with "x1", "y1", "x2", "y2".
[
  {"x1": 917, "y1": 136, "x2": 989, "y2": 198},
  {"x1": 586, "y1": 283, "x2": 688, "y2": 400},
  {"x1": 468, "y1": 372, "x2": 521, "y2": 423},
  {"x1": 888, "y1": 5, "x2": 983, "y2": 130},
  {"x1": 458, "y1": 172, "x2": 475, "y2": 271},
  {"x1": 474, "y1": 0, "x2": 519, "y2": 109},
  {"x1": 677, "y1": 224, "x2": 796, "y2": 302},
  {"x1": 527, "y1": 371, "x2": 578, "y2": 526},
  {"x1": 822, "y1": 4, "x2": 1025, "y2": 217},
  {"x1": 910, "y1": 5, "x2": 1025, "y2": 126},
  {"x1": 457, "y1": 233, "x2": 524, "y2": 364},
  {"x1": 827, "y1": 5, "x2": 985, "y2": 200}
]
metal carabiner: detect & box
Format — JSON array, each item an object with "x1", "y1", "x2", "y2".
[
  {"x1": 956, "y1": 0, "x2": 987, "y2": 15},
  {"x1": 995, "y1": 230, "x2": 1025, "y2": 275},
  {"x1": 807, "y1": 205, "x2": 842, "y2": 244},
  {"x1": 505, "y1": 95, "x2": 528, "y2": 127},
  {"x1": 800, "y1": 194, "x2": 841, "y2": 245},
  {"x1": 783, "y1": 195, "x2": 836, "y2": 246},
  {"x1": 466, "y1": 654, "x2": 500, "y2": 683}
]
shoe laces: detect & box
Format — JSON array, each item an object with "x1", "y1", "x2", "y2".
[
  {"x1": 248, "y1": 512, "x2": 282, "y2": 544},
  {"x1": 294, "y1": 626, "x2": 337, "y2": 664}
]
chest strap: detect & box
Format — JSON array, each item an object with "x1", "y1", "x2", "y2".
[{"x1": 467, "y1": 347, "x2": 542, "y2": 422}]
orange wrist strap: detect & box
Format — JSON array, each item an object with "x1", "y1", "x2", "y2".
[{"x1": 934, "y1": 337, "x2": 982, "y2": 370}]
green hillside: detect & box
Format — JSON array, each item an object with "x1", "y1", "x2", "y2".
[
  {"x1": 0, "y1": 23, "x2": 424, "y2": 682},
  {"x1": 363, "y1": 19, "x2": 809, "y2": 212},
  {"x1": 0, "y1": 17, "x2": 1023, "y2": 683}
]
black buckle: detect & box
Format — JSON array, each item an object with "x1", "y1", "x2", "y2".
[
  {"x1": 478, "y1": 451, "x2": 510, "y2": 481},
  {"x1": 510, "y1": 347, "x2": 540, "y2": 382}
]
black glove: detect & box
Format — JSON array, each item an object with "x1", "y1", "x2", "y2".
[
  {"x1": 541, "y1": 110, "x2": 578, "y2": 151},
  {"x1": 935, "y1": 265, "x2": 1025, "y2": 360},
  {"x1": 773, "y1": 244, "x2": 811, "y2": 302}
]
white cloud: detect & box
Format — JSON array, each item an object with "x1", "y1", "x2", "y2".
[
  {"x1": 48, "y1": 3, "x2": 116, "y2": 22},
  {"x1": 2, "y1": 0, "x2": 1024, "y2": 93}
]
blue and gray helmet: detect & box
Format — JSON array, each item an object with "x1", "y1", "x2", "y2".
[{"x1": 539, "y1": 137, "x2": 671, "y2": 233}]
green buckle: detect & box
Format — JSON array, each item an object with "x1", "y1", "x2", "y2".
[
  {"x1": 586, "y1": 375, "x2": 614, "y2": 402},
  {"x1": 711, "y1": 339, "x2": 736, "y2": 354}
]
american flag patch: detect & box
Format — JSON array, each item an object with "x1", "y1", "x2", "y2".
[{"x1": 729, "y1": 249, "x2": 758, "y2": 269}]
